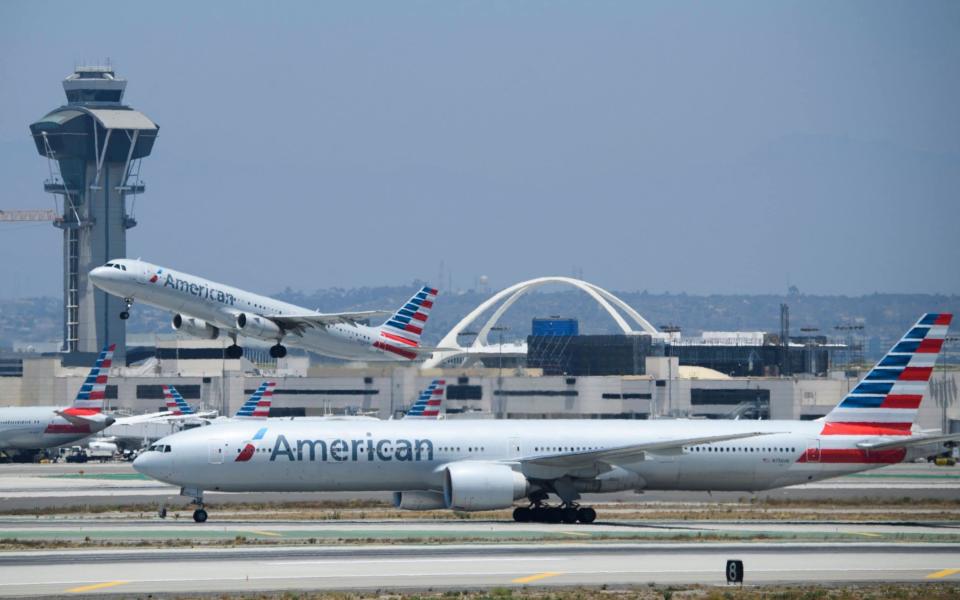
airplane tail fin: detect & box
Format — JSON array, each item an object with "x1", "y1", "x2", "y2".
[
  {"x1": 234, "y1": 381, "x2": 276, "y2": 419},
  {"x1": 71, "y1": 344, "x2": 115, "y2": 411},
  {"x1": 162, "y1": 385, "x2": 194, "y2": 416},
  {"x1": 404, "y1": 379, "x2": 446, "y2": 419},
  {"x1": 373, "y1": 285, "x2": 439, "y2": 360},
  {"x1": 823, "y1": 313, "x2": 952, "y2": 436}
]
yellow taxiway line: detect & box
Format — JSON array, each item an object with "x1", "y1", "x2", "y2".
[
  {"x1": 512, "y1": 571, "x2": 562, "y2": 584},
  {"x1": 927, "y1": 568, "x2": 960, "y2": 579},
  {"x1": 67, "y1": 580, "x2": 129, "y2": 593}
]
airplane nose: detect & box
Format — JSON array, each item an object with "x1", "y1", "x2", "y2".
[
  {"x1": 133, "y1": 452, "x2": 163, "y2": 479},
  {"x1": 104, "y1": 415, "x2": 116, "y2": 427},
  {"x1": 89, "y1": 266, "x2": 113, "y2": 286}
]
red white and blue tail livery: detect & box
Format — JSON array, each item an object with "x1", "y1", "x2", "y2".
[
  {"x1": 822, "y1": 313, "x2": 952, "y2": 437},
  {"x1": 404, "y1": 379, "x2": 446, "y2": 419},
  {"x1": 234, "y1": 382, "x2": 276, "y2": 419},
  {"x1": 374, "y1": 286, "x2": 439, "y2": 360},
  {"x1": 70, "y1": 344, "x2": 115, "y2": 412},
  {"x1": 162, "y1": 385, "x2": 196, "y2": 416}
]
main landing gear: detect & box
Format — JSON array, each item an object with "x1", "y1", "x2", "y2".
[
  {"x1": 119, "y1": 297, "x2": 133, "y2": 320},
  {"x1": 269, "y1": 343, "x2": 287, "y2": 359},
  {"x1": 225, "y1": 344, "x2": 244, "y2": 359},
  {"x1": 513, "y1": 502, "x2": 596, "y2": 524}
]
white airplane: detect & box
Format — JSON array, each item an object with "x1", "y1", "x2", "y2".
[
  {"x1": 89, "y1": 259, "x2": 441, "y2": 361},
  {"x1": 0, "y1": 345, "x2": 117, "y2": 455},
  {"x1": 135, "y1": 314, "x2": 957, "y2": 525}
]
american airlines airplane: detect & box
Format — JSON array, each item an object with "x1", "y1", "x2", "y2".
[
  {"x1": 89, "y1": 259, "x2": 440, "y2": 361},
  {"x1": 134, "y1": 314, "x2": 956, "y2": 525},
  {"x1": 0, "y1": 345, "x2": 117, "y2": 455}
]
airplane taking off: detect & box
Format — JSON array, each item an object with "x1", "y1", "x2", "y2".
[
  {"x1": 89, "y1": 259, "x2": 440, "y2": 361},
  {"x1": 0, "y1": 345, "x2": 117, "y2": 454},
  {"x1": 135, "y1": 314, "x2": 956, "y2": 525}
]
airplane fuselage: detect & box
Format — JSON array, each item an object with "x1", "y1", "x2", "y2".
[
  {"x1": 0, "y1": 406, "x2": 109, "y2": 451},
  {"x1": 134, "y1": 418, "x2": 913, "y2": 494}
]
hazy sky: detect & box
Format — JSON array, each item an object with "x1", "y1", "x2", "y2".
[{"x1": 1, "y1": 1, "x2": 958, "y2": 299}]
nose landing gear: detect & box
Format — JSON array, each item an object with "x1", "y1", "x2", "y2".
[
  {"x1": 119, "y1": 297, "x2": 133, "y2": 320},
  {"x1": 181, "y1": 487, "x2": 208, "y2": 523}
]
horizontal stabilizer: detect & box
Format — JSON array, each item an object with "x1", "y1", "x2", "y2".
[{"x1": 856, "y1": 432, "x2": 960, "y2": 451}]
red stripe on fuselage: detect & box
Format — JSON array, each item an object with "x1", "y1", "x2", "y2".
[
  {"x1": 381, "y1": 331, "x2": 418, "y2": 347},
  {"x1": 821, "y1": 422, "x2": 912, "y2": 436},
  {"x1": 44, "y1": 423, "x2": 92, "y2": 434},
  {"x1": 373, "y1": 341, "x2": 417, "y2": 360},
  {"x1": 236, "y1": 443, "x2": 256, "y2": 461},
  {"x1": 798, "y1": 448, "x2": 906, "y2": 464}
]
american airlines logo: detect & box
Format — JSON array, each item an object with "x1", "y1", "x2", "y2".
[
  {"x1": 162, "y1": 274, "x2": 236, "y2": 306},
  {"x1": 269, "y1": 434, "x2": 434, "y2": 463}
]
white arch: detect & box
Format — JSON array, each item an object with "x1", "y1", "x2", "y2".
[{"x1": 422, "y1": 276, "x2": 659, "y2": 368}]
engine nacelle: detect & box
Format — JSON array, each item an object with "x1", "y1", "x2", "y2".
[
  {"x1": 236, "y1": 312, "x2": 282, "y2": 340},
  {"x1": 443, "y1": 462, "x2": 528, "y2": 511},
  {"x1": 172, "y1": 314, "x2": 220, "y2": 340},
  {"x1": 392, "y1": 491, "x2": 446, "y2": 511},
  {"x1": 572, "y1": 466, "x2": 644, "y2": 493}
]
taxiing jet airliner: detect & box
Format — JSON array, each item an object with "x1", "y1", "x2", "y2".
[
  {"x1": 0, "y1": 345, "x2": 117, "y2": 454},
  {"x1": 135, "y1": 314, "x2": 957, "y2": 525},
  {"x1": 89, "y1": 259, "x2": 440, "y2": 361}
]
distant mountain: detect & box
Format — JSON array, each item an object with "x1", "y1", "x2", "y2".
[{"x1": 2, "y1": 288, "x2": 956, "y2": 362}]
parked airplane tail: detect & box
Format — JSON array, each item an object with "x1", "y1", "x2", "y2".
[
  {"x1": 234, "y1": 381, "x2": 276, "y2": 419},
  {"x1": 405, "y1": 379, "x2": 446, "y2": 419},
  {"x1": 162, "y1": 385, "x2": 195, "y2": 416},
  {"x1": 71, "y1": 344, "x2": 115, "y2": 411},
  {"x1": 374, "y1": 285, "x2": 439, "y2": 360},
  {"x1": 822, "y1": 313, "x2": 952, "y2": 436}
]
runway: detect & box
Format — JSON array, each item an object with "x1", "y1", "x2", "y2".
[
  {"x1": 2, "y1": 461, "x2": 959, "y2": 509},
  {"x1": 0, "y1": 542, "x2": 958, "y2": 596}
]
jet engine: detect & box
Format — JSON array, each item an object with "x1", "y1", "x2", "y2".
[
  {"x1": 392, "y1": 491, "x2": 446, "y2": 511},
  {"x1": 235, "y1": 313, "x2": 282, "y2": 340},
  {"x1": 443, "y1": 462, "x2": 528, "y2": 511},
  {"x1": 172, "y1": 314, "x2": 220, "y2": 340}
]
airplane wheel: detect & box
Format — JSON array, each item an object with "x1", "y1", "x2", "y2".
[
  {"x1": 226, "y1": 345, "x2": 243, "y2": 359},
  {"x1": 119, "y1": 311, "x2": 129, "y2": 320},
  {"x1": 158, "y1": 507, "x2": 167, "y2": 519},
  {"x1": 193, "y1": 508, "x2": 208, "y2": 523},
  {"x1": 577, "y1": 507, "x2": 596, "y2": 524},
  {"x1": 269, "y1": 344, "x2": 287, "y2": 359},
  {"x1": 513, "y1": 507, "x2": 532, "y2": 522},
  {"x1": 544, "y1": 507, "x2": 563, "y2": 524},
  {"x1": 562, "y1": 507, "x2": 579, "y2": 524}
]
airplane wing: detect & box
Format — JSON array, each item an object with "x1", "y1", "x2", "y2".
[
  {"x1": 110, "y1": 410, "x2": 219, "y2": 426},
  {"x1": 270, "y1": 310, "x2": 394, "y2": 334},
  {"x1": 856, "y1": 433, "x2": 960, "y2": 451},
  {"x1": 518, "y1": 431, "x2": 781, "y2": 470}
]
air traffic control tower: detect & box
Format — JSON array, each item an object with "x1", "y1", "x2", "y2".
[{"x1": 29, "y1": 66, "x2": 159, "y2": 361}]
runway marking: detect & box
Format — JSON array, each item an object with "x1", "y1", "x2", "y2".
[
  {"x1": 512, "y1": 571, "x2": 562, "y2": 584},
  {"x1": 245, "y1": 529, "x2": 282, "y2": 537},
  {"x1": 848, "y1": 532, "x2": 882, "y2": 538},
  {"x1": 66, "y1": 580, "x2": 128, "y2": 593},
  {"x1": 926, "y1": 568, "x2": 960, "y2": 579},
  {"x1": 560, "y1": 531, "x2": 590, "y2": 537}
]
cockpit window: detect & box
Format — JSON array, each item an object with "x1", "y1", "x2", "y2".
[
  {"x1": 105, "y1": 262, "x2": 114, "y2": 267},
  {"x1": 163, "y1": 445, "x2": 172, "y2": 453}
]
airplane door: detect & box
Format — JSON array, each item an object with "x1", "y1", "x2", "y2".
[
  {"x1": 208, "y1": 440, "x2": 224, "y2": 465},
  {"x1": 805, "y1": 440, "x2": 821, "y2": 463}
]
